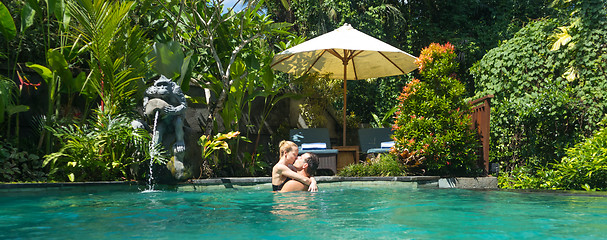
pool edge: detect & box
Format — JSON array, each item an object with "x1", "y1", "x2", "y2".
[{"x1": 0, "y1": 176, "x2": 499, "y2": 192}]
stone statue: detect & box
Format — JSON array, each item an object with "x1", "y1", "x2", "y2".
[
  {"x1": 143, "y1": 75, "x2": 187, "y2": 153},
  {"x1": 132, "y1": 75, "x2": 188, "y2": 180}
]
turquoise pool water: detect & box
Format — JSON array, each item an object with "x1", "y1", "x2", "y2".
[{"x1": 1, "y1": 184, "x2": 606, "y2": 239}]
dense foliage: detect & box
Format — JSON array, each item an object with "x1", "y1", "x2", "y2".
[
  {"x1": 0, "y1": 141, "x2": 46, "y2": 182},
  {"x1": 392, "y1": 43, "x2": 479, "y2": 176},
  {"x1": 472, "y1": 19, "x2": 579, "y2": 170},
  {"x1": 290, "y1": 74, "x2": 342, "y2": 128},
  {"x1": 43, "y1": 110, "x2": 165, "y2": 182},
  {"x1": 473, "y1": 0, "x2": 607, "y2": 186},
  {"x1": 67, "y1": 0, "x2": 151, "y2": 116},
  {"x1": 344, "y1": 75, "x2": 412, "y2": 124},
  {"x1": 500, "y1": 123, "x2": 607, "y2": 191},
  {"x1": 338, "y1": 153, "x2": 406, "y2": 177}
]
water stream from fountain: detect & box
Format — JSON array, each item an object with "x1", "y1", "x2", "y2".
[{"x1": 143, "y1": 111, "x2": 160, "y2": 192}]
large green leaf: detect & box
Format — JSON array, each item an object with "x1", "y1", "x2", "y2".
[
  {"x1": 150, "y1": 41, "x2": 185, "y2": 79},
  {"x1": 178, "y1": 51, "x2": 197, "y2": 92},
  {"x1": 20, "y1": 2, "x2": 36, "y2": 32},
  {"x1": 55, "y1": 0, "x2": 70, "y2": 31},
  {"x1": 53, "y1": 0, "x2": 65, "y2": 22},
  {"x1": 247, "y1": 0, "x2": 264, "y2": 17},
  {"x1": 0, "y1": 2, "x2": 16, "y2": 41},
  {"x1": 6, "y1": 105, "x2": 29, "y2": 116},
  {"x1": 230, "y1": 59, "x2": 246, "y2": 81},
  {"x1": 261, "y1": 64, "x2": 274, "y2": 90},
  {"x1": 45, "y1": 0, "x2": 58, "y2": 16},
  {"x1": 26, "y1": 63, "x2": 53, "y2": 84},
  {"x1": 74, "y1": 71, "x2": 96, "y2": 99},
  {"x1": 47, "y1": 49, "x2": 74, "y2": 93}
]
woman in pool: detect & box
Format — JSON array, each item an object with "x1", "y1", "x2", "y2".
[{"x1": 272, "y1": 140, "x2": 317, "y2": 192}]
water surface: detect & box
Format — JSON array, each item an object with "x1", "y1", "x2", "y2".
[{"x1": 1, "y1": 185, "x2": 606, "y2": 239}]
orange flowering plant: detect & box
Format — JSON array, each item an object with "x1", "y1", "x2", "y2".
[{"x1": 392, "y1": 43, "x2": 480, "y2": 176}]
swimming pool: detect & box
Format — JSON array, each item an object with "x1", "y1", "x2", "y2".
[{"x1": 1, "y1": 183, "x2": 606, "y2": 239}]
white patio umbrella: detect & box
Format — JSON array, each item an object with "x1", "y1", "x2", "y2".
[{"x1": 271, "y1": 23, "x2": 418, "y2": 146}]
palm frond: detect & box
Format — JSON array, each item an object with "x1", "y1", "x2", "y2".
[{"x1": 68, "y1": 0, "x2": 147, "y2": 115}]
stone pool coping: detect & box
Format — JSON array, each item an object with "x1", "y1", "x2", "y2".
[{"x1": 0, "y1": 176, "x2": 498, "y2": 192}]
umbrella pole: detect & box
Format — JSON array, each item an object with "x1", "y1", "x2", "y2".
[{"x1": 343, "y1": 64, "x2": 347, "y2": 146}]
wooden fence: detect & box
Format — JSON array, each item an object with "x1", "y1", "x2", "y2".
[{"x1": 469, "y1": 95, "x2": 494, "y2": 176}]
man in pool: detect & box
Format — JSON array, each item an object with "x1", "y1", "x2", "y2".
[{"x1": 280, "y1": 153, "x2": 320, "y2": 192}]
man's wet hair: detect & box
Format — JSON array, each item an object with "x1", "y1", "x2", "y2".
[{"x1": 303, "y1": 153, "x2": 319, "y2": 176}]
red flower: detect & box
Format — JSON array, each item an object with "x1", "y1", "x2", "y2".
[{"x1": 17, "y1": 72, "x2": 41, "y2": 93}]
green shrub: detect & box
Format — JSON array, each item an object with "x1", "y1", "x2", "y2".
[
  {"x1": 550, "y1": 127, "x2": 607, "y2": 190},
  {"x1": 0, "y1": 140, "x2": 46, "y2": 182},
  {"x1": 338, "y1": 154, "x2": 406, "y2": 177},
  {"x1": 498, "y1": 164, "x2": 545, "y2": 189},
  {"x1": 393, "y1": 43, "x2": 479, "y2": 176},
  {"x1": 500, "y1": 124, "x2": 607, "y2": 191},
  {"x1": 43, "y1": 110, "x2": 166, "y2": 182}
]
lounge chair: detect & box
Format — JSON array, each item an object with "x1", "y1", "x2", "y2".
[
  {"x1": 289, "y1": 128, "x2": 338, "y2": 175},
  {"x1": 358, "y1": 128, "x2": 394, "y2": 157}
]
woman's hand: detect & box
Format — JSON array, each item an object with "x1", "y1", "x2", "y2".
[{"x1": 308, "y1": 177, "x2": 318, "y2": 192}]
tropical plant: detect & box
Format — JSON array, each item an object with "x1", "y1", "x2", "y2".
[
  {"x1": 0, "y1": 72, "x2": 33, "y2": 151},
  {"x1": 371, "y1": 106, "x2": 398, "y2": 128},
  {"x1": 198, "y1": 131, "x2": 249, "y2": 177},
  {"x1": 154, "y1": 0, "x2": 289, "y2": 133},
  {"x1": 0, "y1": 75, "x2": 20, "y2": 129},
  {"x1": 148, "y1": 40, "x2": 196, "y2": 92},
  {"x1": 25, "y1": 48, "x2": 92, "y2": 153},
  {"x1": 338, "y1": 153, "x2": 405, "y2": 177},
  {"x1": 67, "y1": 0, "x2": 151, "y2": 116},
  {"x1": 242, "y1": 145, "x2": 270, "y2": 176},
  {"x1": 393, "y1": 43, "x2": 479, "y2": 176},
  {"x1": 547, "y1": 125, "x2": 607, "y2": 191},
  {"x1": 43, "y1": 109, "x2": 166, "y2": 182},
  {"x1": 0, "y1": 139, "x2": 46, "y2": 182},
  {"x1": 0, "y1": 0, "x2": 79, "y2": 153},
  {"x1": 33, "y1": 0, "x2": 166, "y2": 181}
]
